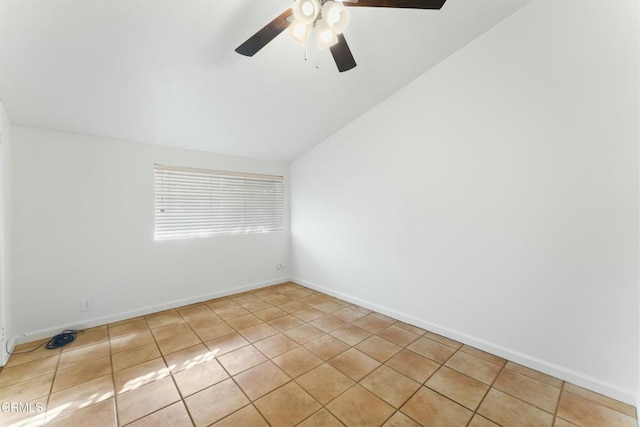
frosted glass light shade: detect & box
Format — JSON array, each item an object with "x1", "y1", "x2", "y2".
[
  {"x1": 293, "y1": 0, "x2": 320, "y2": 25},
  {"x1": 289, "y1": 20, "x2": 310, "y2": 46},
  {"x1": 321, "y1": 1, "x2": 350, "y2": 34},
  {"x1": 316, "y1": 19, "x2": 338, "y2": 49}
]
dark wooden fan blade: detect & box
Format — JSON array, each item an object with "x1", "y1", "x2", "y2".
[
  {"x1": 344, "y1": 0, "x2": 446, "y2": 9},
  {"x1": 235, "y1": 9, "x2": 293, "y2": 57},
  {"x1": 330, "y1": 34, "x2": 357, "y2": 73}
]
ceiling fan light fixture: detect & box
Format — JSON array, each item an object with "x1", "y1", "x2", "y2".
[
  {"x1": 289, "y1": 20, "x2": 310, "y2": 46},
  {"x1": 321, "y1": 1, "x2": 350, "y2": 34},
  {"x1": 293, "y1": 0, "x2": 320, "y2": 25},
  {"x1": 316, "y1": 19, "x2": 338, "y2": 49}
]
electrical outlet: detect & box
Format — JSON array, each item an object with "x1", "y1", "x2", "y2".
[{"x1": 81, "y1": 299, "x2": 94, "y2": 312}]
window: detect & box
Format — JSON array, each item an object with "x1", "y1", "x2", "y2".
[{"x1": 154, "y1": 164, "x2": 284, "y2": 240}]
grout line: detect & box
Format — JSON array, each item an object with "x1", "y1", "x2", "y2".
[
  {"x1": 552, "y1": 381, "x2": 567, "y2": 426},
  {"x1": 223, "y1": 285, "x2": 347, "y2": 425},
  {"x1": 168, "y1": 306, "x2": 203, "y2": 427},
  {"x1": 388, "y1": 339, "x2": 466, "y2": 425},
  {"x1": 468, "y1": 352, "x2": 509, "y2": 426},
  {"x1": 114, "y1": 315, "x2": 190, "y2": 426},
  {"x1": 106, "y1": 326, "x2": 122, "y2": 427},
  {"x1": 42, "y1": 347, "x2": 62, "y2": 424}
]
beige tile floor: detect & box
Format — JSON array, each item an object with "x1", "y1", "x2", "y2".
[{"x1": 0, "y1": 282, "x2": 636, "y2": 426}]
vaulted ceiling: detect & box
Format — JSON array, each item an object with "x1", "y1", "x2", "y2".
[{"x1": 0, "y1": 0, "x2": 529, "y2": 161}]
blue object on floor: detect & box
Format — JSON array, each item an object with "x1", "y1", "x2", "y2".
[{"x1": 45, "y1": 330, "x2": 78, "y2": 349}]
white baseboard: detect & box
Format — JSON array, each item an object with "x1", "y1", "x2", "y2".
[
  {"x1": 292, "y1": 276, "x2": 638, "y2": 407},
  {"x1": 9, "y1": 276, "x2": 291, "y2": 349}
]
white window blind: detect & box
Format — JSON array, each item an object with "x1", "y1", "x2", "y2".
[{"x1": 154, "y1": 164, "x2": 284, "y2": 240}]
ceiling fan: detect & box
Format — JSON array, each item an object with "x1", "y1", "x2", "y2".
[{"x1": 235, "y1": 0, "x2": 447, "y2": 73}]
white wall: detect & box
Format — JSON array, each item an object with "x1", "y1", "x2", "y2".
[
  {"x1": 10, "y1": 127, "x2": 290, "y2": 340},
  {"x1": 0, "y1": 100, "x2": 13, "y2": 365},
  {"x1": 291, "y1": 0, "x2": 639, "y2": 404}
]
